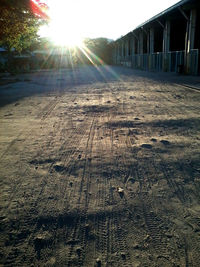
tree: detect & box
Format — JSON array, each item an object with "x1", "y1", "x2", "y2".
[
  {"x1": 83, "y1": 38, "x2": 113, "y2": 64},
  {"x1": 0, "y1": 0, "x2": 47, "y2": 52}
]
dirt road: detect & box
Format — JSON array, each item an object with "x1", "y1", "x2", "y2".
[{"x1": 0, "y1": 66, "x2": 200, "y2": 266}]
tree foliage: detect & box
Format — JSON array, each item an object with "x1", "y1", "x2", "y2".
[
  {"x1": 0, "y1": 0, "x2": 44, "y2": 52},
  {"x1": 75, "y1": 38, "x2": 112, "y2": 65},
  {"x1": 83, "y1": 38, "x2": 112, "y2": 64}
]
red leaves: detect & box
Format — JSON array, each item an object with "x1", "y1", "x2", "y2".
[{"x1": 30, "y1": 0, "x2": 50, "y2": 20}]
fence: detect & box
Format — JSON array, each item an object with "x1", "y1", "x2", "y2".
[
  {"x1": 150, "y1": 53, "x2": 163, "y2": 71},
  {"x1": 168, "y1": 51, "x2": 184, "y2": 72},
  {"x1": 114, "y1": 49, "x2": 199, "y2": 75},
  {"x1": 188, "y1": 49, "x2": 199, "y2": 75}
]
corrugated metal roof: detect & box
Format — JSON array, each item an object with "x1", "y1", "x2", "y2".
[
  {"x1": 116, "y1": 0, "x2": 193, "y2": 41},
  {"x1": 134, "y1": 0, "x2": 190, "y2": 30}
]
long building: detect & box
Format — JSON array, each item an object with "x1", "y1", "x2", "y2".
[{"x1": 112, "y1": 0, "x2": 200, "y2": 75}]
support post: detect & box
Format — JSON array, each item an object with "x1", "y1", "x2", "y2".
[
  {"x1": 186, "y1": 9, "x2": 197, "y2": 73},
  {"x1": 113, "y1": 44, "x2": 116, "y2": 64},
  {"x1": 147, "y1": 31, "x2": 150, "y2": 54},
  {"x1": 139, "y1": 31, "x2": 143, "y2": 54},
  {"x1": 162, "y1": 20, "x2": 170, "y2": 71},
  {"x1": 148, "y1": 28, "x2": 154, "y2": 70},
  {"x1": 139, "y1": 31, "x2": 143, "y2": 68},
  {"x1": 149, "y1": 28, "x2": 154, "y2": 54},
  {"x1": 117, "y1": 43, "x2": 119, "y2": 64},
  {"x1": 132, "y1": 37, "x2": 135, "y2": 55},
  {"x1": 121, "y1": 41, "x2": 124, "y2": 60},
  {"x1": 126, "y1": 40, "x2": 129, "y2": 58},
  {"x1": 131, "y1": 37, "x2": 135, "y2": 68}
]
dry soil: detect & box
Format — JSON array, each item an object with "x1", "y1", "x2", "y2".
[{"x1": 0, "y1": 66, "x2": 200, "y2": 267}]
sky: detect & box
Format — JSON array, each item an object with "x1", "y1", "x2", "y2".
[{"x1": 39, "y1": 0, "x2": 181, "y2": 44}]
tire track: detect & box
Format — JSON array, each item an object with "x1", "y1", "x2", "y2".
[
  {"x1": 2, "y1": 112, "x2": 90, "y2": 265},
  {"x1": 95, "y1": 179, "x2": 110, "y2": 264},
  {"x1": 112, "y1": 213, "x2": 132, "y2": 267},
  {"x1": 23, "y1": 115, "x2": 91, "y2": 266},
  {"x1": 159, "y1": 159, "x2": 185, "y2": 203},
  {"x1": 36, "y1": 94, "x2": 61, "y2": 120},
  {"x1": 187, "y1": 235, "x2": 200, "y2": 267},
  {"x1": 94, "y1": 111, "x2": 133, "y2": 266},
  {"x1": 65, "y1": 117, "x2": 96, "y2": 267},
  {"x1": 116, "y1": 130, "x2": 172, "y2": 261},
  {"x1": 92, "y1": 115, "x2": 111, "y2": 265},
  {"x1": 1, "y1": 100, "x2": 86, "y2": 214}
]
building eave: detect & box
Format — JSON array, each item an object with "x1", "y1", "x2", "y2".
[{"x1": 115, "y1": 0, "x2": 198, "y2": 42}]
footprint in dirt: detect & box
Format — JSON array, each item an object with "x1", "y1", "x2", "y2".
[
  {"x1": 160, "y1": 140, "x2": 170, "y2": 146},
  {"x1": 141, "y1": 144, "x2": 153, "y2": 149},
  {"x1": 53, "y1": 164, "x2": 65, "y2": 172}
]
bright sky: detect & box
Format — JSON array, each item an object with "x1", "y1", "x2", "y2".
[{"x1": 39, "y1": 0, "x2": 180, "y2": 45}]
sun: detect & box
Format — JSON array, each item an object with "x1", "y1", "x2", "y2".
[
  {"x1": 42, "y1": 0, "x2": 85, "y2": 47},
  {"x1": 48, "y1": 21, "x2": 84, "y2": 47}
]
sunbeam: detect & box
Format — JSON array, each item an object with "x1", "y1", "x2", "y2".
[{"x1": 79, "y1": 45, "x2": 121, "y2": 82}]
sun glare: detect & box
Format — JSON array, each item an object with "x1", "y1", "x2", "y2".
[
  {"x1": 48, "y1": 21, "x2": 84, "y2": 47},
  {"x1": 44, "y1": 0, "x2": 85, "y2": 47},
  {"x1": 38, "y1": 0, "x2": 181, "y2": 45}
]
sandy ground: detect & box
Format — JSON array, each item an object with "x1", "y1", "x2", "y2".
[{"x1": 0, "y1": 66, "x2": 200, "y2": 267}]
